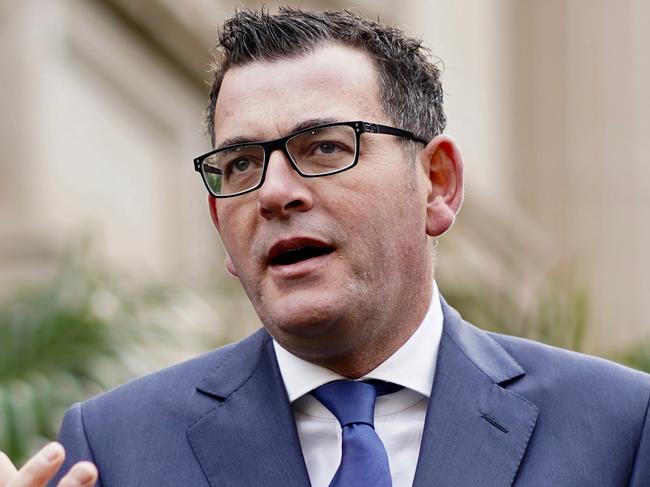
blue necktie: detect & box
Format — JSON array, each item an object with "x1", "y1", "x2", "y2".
[{"x1": 312, "y1": 380, "x2": 402, "y2": 487}]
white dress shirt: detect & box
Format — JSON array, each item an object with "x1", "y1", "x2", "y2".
[{"x1": 273, "y1": 281, "x2": 443, "y2": 487}]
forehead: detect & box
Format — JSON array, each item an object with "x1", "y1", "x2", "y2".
[{"x1": 213, "y1": 44, "x2": 386, "y2": 145}]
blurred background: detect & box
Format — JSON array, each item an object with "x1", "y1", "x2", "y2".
[{"x1": 1, "y1": 0, "x2": 649, "y2": 463}]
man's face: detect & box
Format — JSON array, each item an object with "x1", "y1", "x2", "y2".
[{"x1": 210, "y1": 45, "x2": 443, "y2": 369}]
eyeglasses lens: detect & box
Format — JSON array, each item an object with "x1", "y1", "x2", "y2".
[
  {"x1": 202, "y1": 145, "x2": 265, "y2": 196},
  {"x1": 287, "y1": 125, "x2": 357, "y2": 175}
]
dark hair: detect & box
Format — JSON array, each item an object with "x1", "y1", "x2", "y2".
[{"x1": 205, "y1": 7, "x2": 445, "y2": 148}]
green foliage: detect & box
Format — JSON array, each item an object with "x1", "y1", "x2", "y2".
[{"x1": 0, "y1": 251, "x2": 173, "y2": 465}]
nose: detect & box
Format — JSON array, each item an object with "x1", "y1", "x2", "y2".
[{"x1": 257, "y1": 149, "x2": 314, "y2": 220}]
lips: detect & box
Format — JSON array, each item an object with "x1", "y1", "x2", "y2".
[{"x1": 266, "y1": 237, "x2": 335, "y2": 267}]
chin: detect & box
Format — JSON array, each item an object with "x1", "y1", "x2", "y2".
[
  {"x1": 269, "y1": 304, "x2": 340, "y2": 338},
  {"x1": 260, "y1": 283, "x2": 341, "y2": 323},
  {"x1": 259, "y1": 299, "x2": 348, "y2": 350},
  {"x1": 271, "y1": 317, "x2": 352, "y2": 364}
]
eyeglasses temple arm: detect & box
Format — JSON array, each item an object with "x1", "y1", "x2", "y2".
[{"x1": 370, "y1": 123, "x2": 428, "y2": 145}]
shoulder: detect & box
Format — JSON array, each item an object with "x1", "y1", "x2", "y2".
[
  {"x1": 441, "y1": 296, "x2": 650, "y2": 412},
  {"x1": 53, "y1": 329, "x2": 274, "y2": 484},
  {"x1": 489, "y1": 330, "x2": 650, "y2": 416},
  {"x1": 491, "y1": 330, "x2": 650, "y2": 387},
  {"x1": 79, "y1": 328, "x2": 270, "y2": 418},
  {"x1": 442, "y1": 290, "x2": 649, "y2": 423}
]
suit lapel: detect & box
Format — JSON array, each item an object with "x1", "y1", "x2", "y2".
[
  {"x1": 413, "y1": 300, "x2": 539, "y2": 487},
  {"x1": 187, "y1": 330, "x2": 310, "y2": 487}
]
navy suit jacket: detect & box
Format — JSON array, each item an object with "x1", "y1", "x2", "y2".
[{"x1": 51, "y1": 299, "x2": 650, "y2": 486}]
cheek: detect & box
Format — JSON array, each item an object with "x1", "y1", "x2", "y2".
[
  {"x1": 216, "y1": 205, "x2": 256, "y2": 267},
  {"x1": 342, "y1": 163, "x2": 424, "y2": 229},
  {"x1": 337, "y1": 186, "x2": 422, "y2": 267}
]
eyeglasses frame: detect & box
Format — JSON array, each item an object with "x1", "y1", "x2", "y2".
[{"x1": 193, "y1": 120, "x2": 428, "y2": 198}]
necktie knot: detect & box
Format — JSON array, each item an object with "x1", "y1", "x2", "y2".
[
  {"x1": 312, "y1": 380, "x2": 377, "y2": 428},
  {"x1": 311, "y1": 380, "x2": 401, "y2": 487}
]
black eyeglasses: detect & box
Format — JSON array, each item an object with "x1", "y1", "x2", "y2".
[{"x1": 193, "y1": 120, "x2": 427, "y2": 198}]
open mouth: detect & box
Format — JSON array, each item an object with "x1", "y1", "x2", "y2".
[{"x1": 270, "y1": 246, "x2": 334, "y2": 266}]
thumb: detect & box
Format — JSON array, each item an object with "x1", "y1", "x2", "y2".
[{"x1": 0, "y1": 451, "x2": 18, "y2": 486}]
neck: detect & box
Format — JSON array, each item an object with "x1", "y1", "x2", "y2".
[
  {"x1": 312, "y1": 323, "x2": 422, "y2": 379},
  {"x1": 300, "y1": 283, "x2": 434, "y2": 379}
]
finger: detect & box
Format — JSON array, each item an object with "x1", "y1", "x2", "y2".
[
  {"x1": 0, "y1": 451, "x2": 19, "y2": 486},
  {"x1": 57, "y1": 462, "x2": 97, "y2": 487},
  {"x1": 9, "y1": 442, "x2": 65, "y2": 487}
]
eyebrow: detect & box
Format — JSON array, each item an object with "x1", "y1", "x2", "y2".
[{"x1": 215, "y1": 117, "x2": 342, "y2": 150}]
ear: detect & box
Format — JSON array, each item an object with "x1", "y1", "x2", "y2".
[
  {"x1": 421, "y1": 135, "x2": 464, "y2": 237},
  {"x1": 208, "y1": 195, "x2": 239, "y2": 277}
]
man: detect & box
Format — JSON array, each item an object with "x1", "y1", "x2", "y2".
[{"x1": 2, "y1": 7, "x2": 649, "y2": 487}]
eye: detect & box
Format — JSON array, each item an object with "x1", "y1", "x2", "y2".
[
  {"x1": 232, "y1": 158, "x2": 251, "y2": 172},
  {"x1": 317, "y1": 142, "x2": 339, "y2": 154}
]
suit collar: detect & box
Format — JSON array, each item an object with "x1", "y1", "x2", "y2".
[
  {"x1": 195, "y1": 328, "x2": 270, "y2": 399},
  {"x1": 413, "y1": 298, "x2": 538, "y2": 487},
  {"x1": 188, "y1": 329, "x2": 310, "y2": 487},
  {"x1": 439, "y1": 296, "x2": 525, "y2": 385}
]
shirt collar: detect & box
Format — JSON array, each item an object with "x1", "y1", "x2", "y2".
[{"x1": 273, "y1": 281, "x2": 443, "y2": 402}]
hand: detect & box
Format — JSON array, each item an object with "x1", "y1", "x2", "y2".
[{"x1": 0, "y1": 443, "x2": 97, "y2": 487}]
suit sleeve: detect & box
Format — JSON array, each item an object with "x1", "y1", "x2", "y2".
[
  {"x1": 47, "y1": 403, "x2": 103, "y2": 487},
  {"x1": 629, "y1": 394, "x2": 650, "y2": 486}
]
